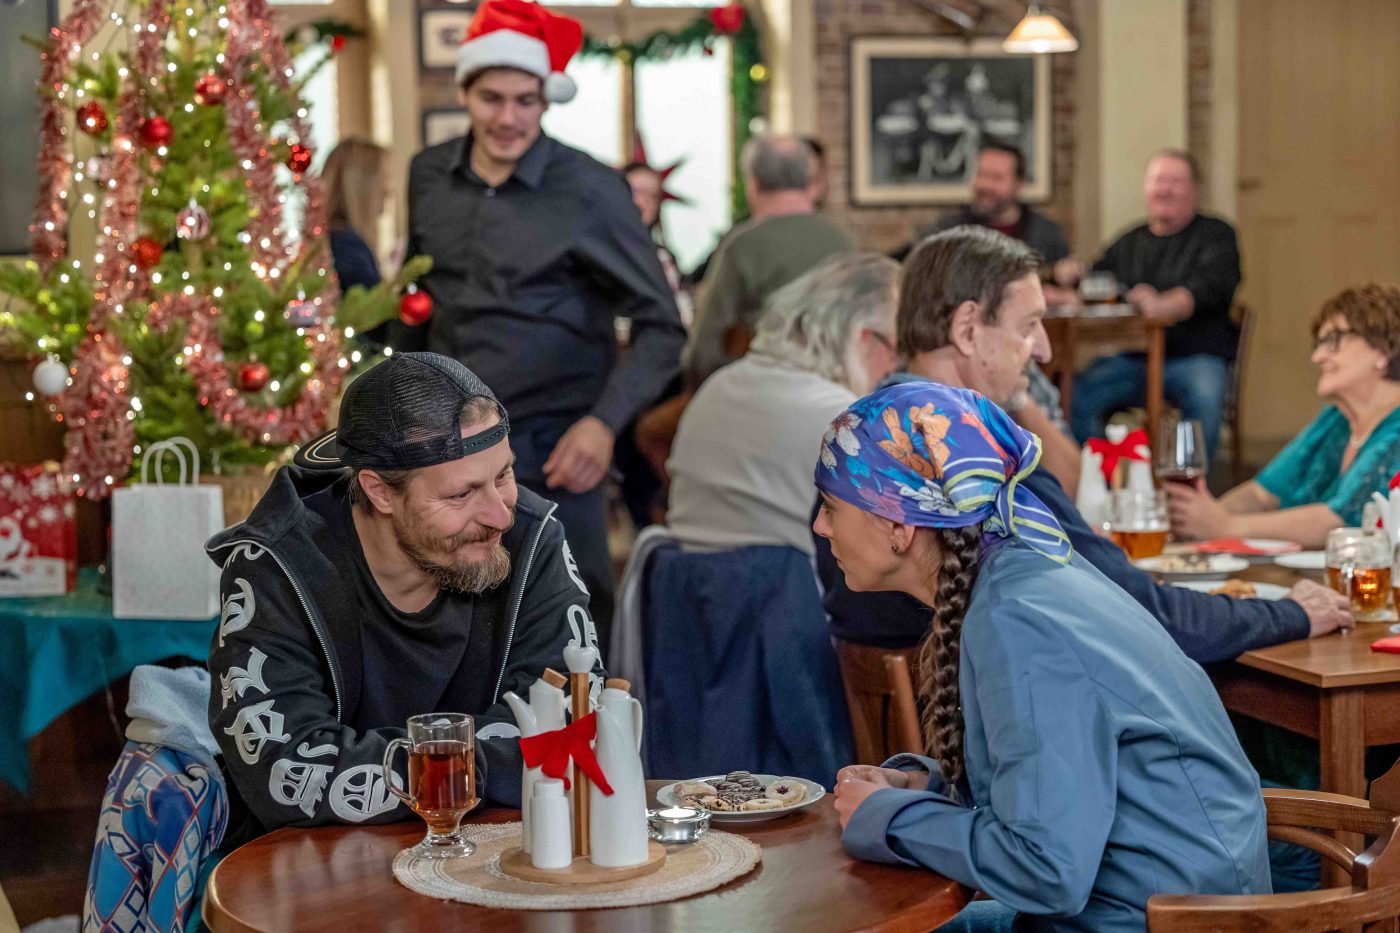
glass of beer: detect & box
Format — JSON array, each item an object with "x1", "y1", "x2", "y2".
[
  {"x1": 1107, "y1": 490, "x2": 1170, "y2": 559},
  {"x1": 1080, "y1": 271, "x2": 1120, "y2": 306},
  {"x1": 1156, "y1": 417, "x2": 1208, "y2": 487},
  {"x1": 1326, "y1": 528, "x2": 1392, "y2": 621},
  {"x1": 383, "y1": 712, "x2": 478, "y2": 859}
]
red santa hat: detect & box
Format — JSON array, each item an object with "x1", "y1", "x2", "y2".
[{"x1": 456, "y1": 0, "x2": 584, "y2": 104}]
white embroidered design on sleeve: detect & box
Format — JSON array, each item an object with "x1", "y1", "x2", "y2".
[
  {"x1": 222, "y1": 542, "x2": 266, "y2": 570},
  {"x1": 224, "y1": 698, "x2": 290, "y2": 765},
  {"x1": 218, "y1": 577, "x2": 256, "y2": 647},
  {"x1": 328, "y1": 764, "x2": 403, "y2": 822},
  {"x1": 219, "y1": 646, "x2": 270, "y2": 709},
  {"x1": 269, "y1": 756, "x2": 335, "y2": 817},
  {"x1": 562, "y1": 539, "x2": 590, "y2": 596}
]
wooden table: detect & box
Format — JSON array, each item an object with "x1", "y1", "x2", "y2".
[
  {"x1": 203, "y1": 781, "x2": 970, "y2": 933},
  {"x1": 1042, "y1": 305, "x2": 1167, "y2": 446},
  {"x1": 1214, "y1": 564, "x2": 1400, "y2": 801}
]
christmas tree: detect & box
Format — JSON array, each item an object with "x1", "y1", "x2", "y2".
[{"x1": 0, "y1": 0, "x2": 424, "y2": 498}]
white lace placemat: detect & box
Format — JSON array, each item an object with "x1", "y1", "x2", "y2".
[{"x1": 392, "y1": 822, "x2": 761, "y2": 910}]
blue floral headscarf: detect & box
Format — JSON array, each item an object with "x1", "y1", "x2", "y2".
[{"x1": 814, "y1": 381, "x2": 1073, "y2": 563}]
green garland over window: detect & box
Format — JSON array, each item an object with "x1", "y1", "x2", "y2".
[{"x1": 578, "y1": 7, "x2": 765, "y2": 220}]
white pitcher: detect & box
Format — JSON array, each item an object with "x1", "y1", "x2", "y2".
[
  {"x1": 599, "y1": 680, "x2": 643, "y2": 752},
  {"x1": 502, "y1": 670, "x2": 568, "y2": 853},
  {"x1": 589, "y1": 701, "x2": 649, "y2": 868}
]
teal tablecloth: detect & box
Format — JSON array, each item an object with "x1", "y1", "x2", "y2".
[{"x1": 0, "y1": 568, "x2": 215, "y2": 793}]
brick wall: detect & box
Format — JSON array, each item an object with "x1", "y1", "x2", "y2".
[{"x1": 814, "y1": 0, "x2": 1082, "y2": 255}]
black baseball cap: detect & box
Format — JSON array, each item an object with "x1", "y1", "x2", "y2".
[{"x1": 295, "y1": 352, "x2": 509, "y2": 472}]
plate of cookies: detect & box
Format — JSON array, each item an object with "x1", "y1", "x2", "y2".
[{"x1": 655, "y1": 770, "x2": 826, "y2": 822}]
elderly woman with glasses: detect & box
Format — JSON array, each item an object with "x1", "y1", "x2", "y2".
[
  {"x1": 819, "y1": 382, "x2": 1268, "y2": 932},
  {"x1": 1168, "y1": 284, "x2": 1400, "y2": 547}
]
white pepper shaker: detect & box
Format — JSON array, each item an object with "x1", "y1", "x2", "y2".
[{"x1": 530, "y1": 778, "x2": 573, "y2": 871}]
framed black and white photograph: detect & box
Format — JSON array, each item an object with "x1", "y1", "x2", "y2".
[
  {"x1": 849, "y1": 38, "x2": 1050, "y2": 207},
  {"x1": 421, "y1": 108, "x2": 471, "y2": 147},
  {"x1": 419, "y1": 9, "x2": 475, "y2": 72}
]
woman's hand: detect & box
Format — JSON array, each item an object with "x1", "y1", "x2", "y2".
[
  {"x1": 1165, "y1": 480, "x2": 1237, "y2": 540},
  {"x1": 833, "y1": 765, "x2": 924, "y2": 829}
]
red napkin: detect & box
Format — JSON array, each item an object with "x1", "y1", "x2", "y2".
[
  {"x1": 1191, "y1": 538, "x2": 1301, "y2": 556},
  {"x1": 1086, "y1": 429, "x2": 1151, "y2": 486},
  {"x1": 1370, "y1": 636, "x2": 1400, "y2": 655}
]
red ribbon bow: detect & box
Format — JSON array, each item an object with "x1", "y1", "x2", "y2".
[
  {"x1": 518, "y1": 713, "x2": 614, "y2": 795},
  {"x1": 1389, "y1": 469, "x2": 1400, "y2": 491},
  {"x1": 1086, "y1": 429, "x2": 1151, "y2": 485}
]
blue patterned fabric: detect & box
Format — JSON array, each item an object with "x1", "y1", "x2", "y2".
[
  {"x1": 84, "y1": 741, "x2": 228, "y2": 933},
  {"x1": 815, "y1": 382, "x2": 1072, "y2": 562}
]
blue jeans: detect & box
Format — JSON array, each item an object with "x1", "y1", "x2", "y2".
[
  {"x1": 934, "y1": 900, "x2": 1020, "y2": 932},
  {"x1": 1071, "y1": 352, "x2": 1230, "y2": 463}
]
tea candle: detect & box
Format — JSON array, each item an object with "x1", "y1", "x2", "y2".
[{"x1": 647, "y1": 806, "x2": 710, "y2": 844}]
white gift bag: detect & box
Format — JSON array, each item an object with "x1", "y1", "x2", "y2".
[{"x1": 112, "y1": 438, "x2": 224, "y2": 619}]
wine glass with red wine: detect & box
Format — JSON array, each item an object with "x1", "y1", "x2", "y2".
[{"x1": 1157, "y1": 417, "x2": 1208, "y2": 487}]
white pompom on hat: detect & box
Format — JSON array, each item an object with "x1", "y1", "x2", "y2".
[{"x1": 456, "y1": 0, "x2": 584, "y2": 104}]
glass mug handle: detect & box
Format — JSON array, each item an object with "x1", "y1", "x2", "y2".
[{"x1": 382, "y1": 738, "x2": 416, "y2": 809}]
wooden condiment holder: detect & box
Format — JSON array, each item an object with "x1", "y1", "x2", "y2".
[{"x1": 570, "y1": 669, "x2": 590, "y2": 858}]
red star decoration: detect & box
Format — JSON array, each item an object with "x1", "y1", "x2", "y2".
[{"x1": 630, "y1": 134, "x2": 690, "y2": 206}]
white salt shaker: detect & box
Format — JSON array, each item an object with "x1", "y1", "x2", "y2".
[{"x1": 529, "y1": 778, "x2": 573, "y2": 871}]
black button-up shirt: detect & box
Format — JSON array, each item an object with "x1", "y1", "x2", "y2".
[{"x1": 402, "y1": 132, "x2": 684, "y2": 432}]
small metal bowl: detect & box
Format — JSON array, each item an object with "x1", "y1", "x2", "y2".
[{"x1": 647, "y1": 806, "x2": 711, "y2": 844}]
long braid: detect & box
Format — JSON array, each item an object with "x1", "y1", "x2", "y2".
[{"x1": 914, "y1": 525, "x2": 982, "y2": 800}]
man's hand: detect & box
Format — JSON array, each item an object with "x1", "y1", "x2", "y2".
[
  {"x1": 1053, "y1": 257, "x2": 1084, "y2": 287},
  {"x1": 1164, "y1": 479, "x2": 1236, "y2": 540},
  {"x1": 1287, "y1": 578, "x2": 1352, "y2": 637},
  {"x1": 542, "y1": 416, "x2": 615, "y2": 494},
  {"x1": 1127, "y1": 283, "x2": 1171, "y2": 322}
]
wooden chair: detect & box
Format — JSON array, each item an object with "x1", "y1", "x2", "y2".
[
  {"x1": 1223, "y1": 303, "x2": 1256, "y2": 482},
  {"x1": 1147, "y1": 763, "x2": 1400, "y2": 931},
  {"x1": 0, "y1": 881, "x2": 18, "y2": 933},
  {"x1": 832, "y1": 637, "x2": 922, "y2": 765}
]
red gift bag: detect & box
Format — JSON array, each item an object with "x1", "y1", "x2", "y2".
[{"x1": 0, "y1": 462, "x2": 79, "y2": 596}]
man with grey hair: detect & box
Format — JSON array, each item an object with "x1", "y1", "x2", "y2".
[
  {"x1": 683, "y1": 135, "x2": 854, "y2": 383},
  {"x1": 668, "y1": 253, "x2": 900, "y2": 555}
]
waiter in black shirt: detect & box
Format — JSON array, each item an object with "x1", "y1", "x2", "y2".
[
  {"x1": 1068, "y1": 149, "x2": 1241, "y2": 461},
  {"x1": 401, "y1": 0, "x2": 685, "y2": 638}
]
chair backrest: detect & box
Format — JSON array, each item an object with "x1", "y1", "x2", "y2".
[
  {"x1": 1227, "y1": 303, "x2": 1255, "y2": 412},
  {"x1": 832, "y1": 637, "x2": 922, "y2": 765},
  {"x1": 0, "y1": 881, "x2": 19, "y2": 933},
  {"x1": 1147, "y1": 755, "x2": 1400, "y2": 932}
]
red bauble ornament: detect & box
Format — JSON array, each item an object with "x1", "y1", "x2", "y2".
[
  {"x1": 286, "y1": 143, "x2": 313, "y2": 174},
  {"x1": 138, "y1": 115, "x2": 173, "y2": 147},
  {"x1": 194, "y1": 72, "x2": 228, "y2": 106},
  {"x1": 132, "y1": 237, "x2": 163, "y2": 270},
  {"x1": 398, "y1": 287, "x2": 433, "y2": 326},
  {"x1": 708, "y1": 3, "x2": 745, "y2": 34},
  {"x1": 238, "y1": 361, "x2": 271, "y2": 392},
  {"x1": 76, "y1": 101, "x2": 108, "y2": 135},
  {"x1": 330, "y1": 34, "x2": 347, "y2": 53}
]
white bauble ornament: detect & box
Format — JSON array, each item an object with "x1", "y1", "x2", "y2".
[{"x1": 33, "y1": 358, "x2": 69, "y2": 396}]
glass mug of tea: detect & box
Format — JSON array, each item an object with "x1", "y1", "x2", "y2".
[
  {"x1": 1326, "y1": 527, "x2": 1393, "y2": 622},
  {"x1": 1107, "y1": 490, "x2": 1170, "y2": 560},
  {"x1": 383, "y1": 712, "x2": 478, "y2": 859},
  {"x1": 1079, "y1": 271, "x2": 1120, "y2": 305}
]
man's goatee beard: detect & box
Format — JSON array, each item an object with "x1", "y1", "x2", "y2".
[{"x1": 409, "y1": 543, "x2": 512, "y2": 594}]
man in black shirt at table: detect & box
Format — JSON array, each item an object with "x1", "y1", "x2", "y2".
[
  {"x1": 206, "y1": 353, "x2": 601, "y2": 847},
  {"x1": 398, "y1": 0, "x2": 685, "y2": 638},
  {"x1": 1069, "y1": 149, "x2": 1241, "y2": 460}
]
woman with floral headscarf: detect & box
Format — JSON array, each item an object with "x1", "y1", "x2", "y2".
[{"x1": 815, "y1": 382, "x2": 1269, "y2": 932}]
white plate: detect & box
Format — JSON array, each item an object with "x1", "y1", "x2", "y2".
[
  {"x1": 655, "y1": 774, "x2": 826, "y2": 823},
  {"x1": 1172, "y1": 580, "x2": 1290, "y2": 600},
  {"x1": 1133, "y1": 554, "x2": 1250, "y2": 580},
  {"x1": 1276, "y1": 551, "x2": 1326, "y2": 571}
]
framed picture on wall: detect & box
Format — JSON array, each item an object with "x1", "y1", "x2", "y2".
[
  {"x1": 849, "y1": 37, "x2": 1051, "y2": 207},
  {"x1": 419, "y1": 9, "x2": 476, "y2": 72},
  {"x1": 422, "y1": 108, "x2": 471, "y2": 148}
]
